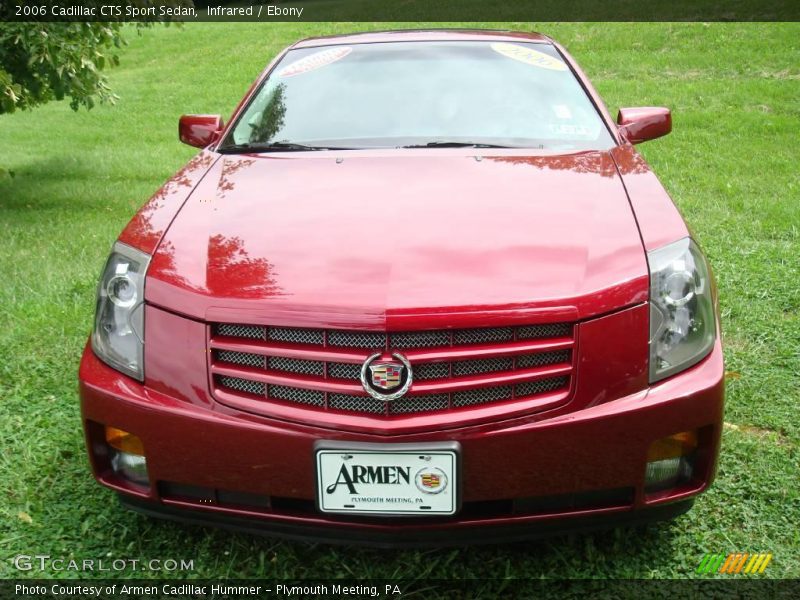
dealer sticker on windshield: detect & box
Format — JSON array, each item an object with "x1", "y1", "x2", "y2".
[
  {"x1": 316, "y1": 444, "x2": 458, "y2": 515},
  {"x1": 278, "y1": 47, "x2": 352, "y2": 78},
  {"x1": 491, "y1": 42, "x2": 568, "y2": 71}
]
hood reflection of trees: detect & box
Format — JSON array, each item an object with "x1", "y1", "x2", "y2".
[
  {"x1": 206, "y1": 234, "x2": 283, "y2": 298},
  {"x1": 217, "y1": 158, "x2": 256, "y2": 199},
  {"x1": 152, "y1": 235, "x2": 283, "y2": 299},
  {"x1": 122, "y1": 152, "x2": 215, "y2": 249},
  {"x1": 488, "y1": 152, "x2": 618, "y2": 177}
]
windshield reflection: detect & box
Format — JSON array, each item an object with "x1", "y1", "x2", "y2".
[{"x1": 223, "y1": 41, "x2": 614, "y2": 152}]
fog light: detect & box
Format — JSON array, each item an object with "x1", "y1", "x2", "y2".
[
  {"x1": 110, "y1": 451, "x2": 149, "y2": 485},
  {"x1": 105, "y1": 426, "x2": 148, "y2": 485},
  {"x1": 645, "y1": 430, "x2": 697, "y2": 492}
]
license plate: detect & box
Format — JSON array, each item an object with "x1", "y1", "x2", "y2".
[{"x1": 315, "y1": 442, "x2": 459, "y2": 516}]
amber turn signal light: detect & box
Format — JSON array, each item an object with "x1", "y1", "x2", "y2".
[
  {"x1": 647, "y1": 430, "x2": 698, "y2": 462},
  {"x1": 105, "y1": 426, "x2": 145, "y2": 456}
]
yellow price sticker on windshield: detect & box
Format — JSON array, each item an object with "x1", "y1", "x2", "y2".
[{"x1": 491, "y1": 43, "x2": 568, "y2": 71}]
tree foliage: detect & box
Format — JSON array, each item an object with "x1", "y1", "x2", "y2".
[
  {"x1": 0, "y1": 0, "x2": 186, "y2": 117},
  {"x1": 0, "y1": 22, "x2": 136, "y2": 114}
]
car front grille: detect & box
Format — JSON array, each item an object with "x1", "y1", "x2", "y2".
[{"x1": 209, "y1": 322, "x2": 574, "y2": 417}]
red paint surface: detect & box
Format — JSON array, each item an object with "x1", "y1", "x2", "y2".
[
  {"x1": 617, "y1": 107, "x2": 672, "y2": 144},
  {"x1": 610, "y1": 145, "x2": 690, "y2": 252},
  {"x1": 80, "y1": 337, "x2": 723, "y2": 516},
  {"x1": 80, "y1": 30, "x2": 723, "y2": 537},
  {"x1": 178, "y1": 114, "x2": 224, "y2": 149},
  {"x1": 144, "y1": 151, "x2": 649, "y2": 326}
]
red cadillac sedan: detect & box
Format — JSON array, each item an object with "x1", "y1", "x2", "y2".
[{"x1": 79, "y1": 30, "x2": 723, "y2": 546}]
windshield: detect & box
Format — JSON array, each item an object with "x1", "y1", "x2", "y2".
[{"x1": 222, "y1": 41, "x2": 614, "y2": 152}]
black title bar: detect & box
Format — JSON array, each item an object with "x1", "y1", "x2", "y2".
[
  {"x1": 5, "y1": 579, "x2": 800, "y2": 599},
  {"x1": 2, "y1": 0, "x2": 799, "y2": 22}
]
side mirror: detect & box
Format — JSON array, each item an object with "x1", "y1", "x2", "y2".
[
  {"x1": 617, "y1": 107, "x2": 671, "y2": 144},
  {"x1": 179, "y1": 114, "x2": 224, "y2": 148}
]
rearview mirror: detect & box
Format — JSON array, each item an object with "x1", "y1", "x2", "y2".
[
  {"x1": 179, "y1": 114, "x2": 224, "y2": 148},
  {"x1": 617, "y1": 107, "x2": 671, "y2": 144}
]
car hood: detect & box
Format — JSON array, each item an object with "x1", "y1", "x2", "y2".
[{"x1": 146, "y1": 151, "x2": 648, "y2": 327}]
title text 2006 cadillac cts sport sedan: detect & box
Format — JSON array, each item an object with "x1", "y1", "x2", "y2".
[{"x1": 79, "y1": 30, "x2": 723, "y2": 546}]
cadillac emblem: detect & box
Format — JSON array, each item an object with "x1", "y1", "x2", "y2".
[
  {"x1": 360, "y1": 353, "x2": 413, "y2": 401},
  {"x1": 415, "y1": 467, "x2": 448, "y2": 494}
]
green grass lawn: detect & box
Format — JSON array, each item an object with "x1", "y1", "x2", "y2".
[{"x1": 1, "y1": 22, "x2": 798, "y2": 581}]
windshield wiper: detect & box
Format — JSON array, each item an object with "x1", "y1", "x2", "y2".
[
  {"x1": 218, "y1": 142, "x2": 357, "y2": 153},
  {"x1": 400, "y1": 141, "x2": 512, "y2": 149}
]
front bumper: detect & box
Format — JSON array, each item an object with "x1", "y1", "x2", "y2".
[
  {"x1": 79, "y1": 339, "x2": 724, "y2": 546},
  {"x1": 119, "y1": 494, "x2": 695, "y2": 547}
]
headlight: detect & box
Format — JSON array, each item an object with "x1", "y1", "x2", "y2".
[
  {"x1": 91, "y1": 242, "x2": 151, "y2": 380},
  {"x1": 648, "y1": 237, "x2": 716, "y2": 382}
]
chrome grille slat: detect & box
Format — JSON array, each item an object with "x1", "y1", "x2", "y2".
[
  {"x1": 267, "y1": 356, "x2": 324, "y2": 376},
  {"x1": 216, "y1": 324, "x2": 265, "y2": 339},
  {"x1": 454, "y1": 327, "x2": 514, "y2": 345},
  {"x1": 452, "y1": 356, "x2": 513, "y2": 377},
  {"x1": 327, "y1": 362, "x2": 362, "y2": 380},
  {"x1": 212, "y1": 321, "x2": 574, "y2": 416},
  {"x1": 390, "y1": 330, "x2": 450, "y2": 348},
  {"x1": 517, "y1": 323, "x2": 572, "y2": 339},
  {"x1": 329, "y1": 394, "x2": 385, "y2": 414},
  {"x1": 516, "y1": 350, "x2": 571, "y2": 369},
  {"x1": 216, "y1": 350, "x2": 265, "y2": 368},
  {"x1": 219, "y1": 376, "x2": 265, "y2": 396},
  {"x1": 268, "y1": 327, "x2": 323, "y2": 345},
  {"x1": 515, "y1": 376, "x2": 569, "y2": 397},
  {"x1": 268, "y1": 384, "x2": 324, "y2": 406},
  {"x1": 328, "y1": 330, "x2": 387, "y2": 349},
  {"x1": 414, "y1": 362, "x2": 450, "y2": 380},
  {"x1": 389, "y1": 394, "x2": 449, "y2": 414},
  {"x1": 453, "y1": 385, "x2": 514, "y2": 407}
]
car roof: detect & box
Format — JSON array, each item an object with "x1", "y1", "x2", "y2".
[{"x1": 292, "y1": 29, "x2": 553, "y2": 49}]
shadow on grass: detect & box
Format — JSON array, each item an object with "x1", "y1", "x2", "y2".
[{"x1": 0, "y1": 154, "x2": 171, "y2": 214}]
